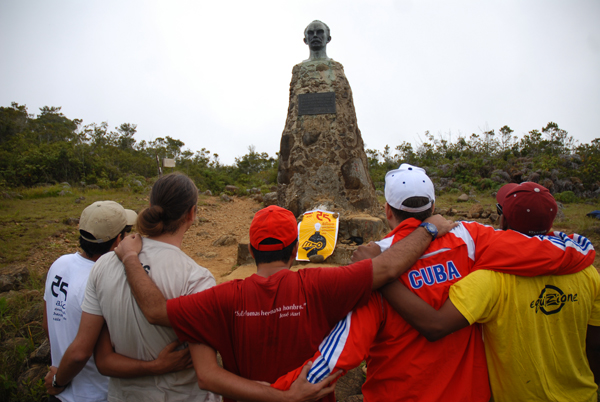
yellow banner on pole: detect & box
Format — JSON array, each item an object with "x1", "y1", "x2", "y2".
[{"x1": 296, "y1": 209, "x2": 339, "y2": 262}]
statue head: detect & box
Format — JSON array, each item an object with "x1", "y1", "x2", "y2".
[{"x1": 303, "y1": 20, "x2": 331, "y2": 53}]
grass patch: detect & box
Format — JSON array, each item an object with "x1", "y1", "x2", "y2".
[
  {"x1": 0, "y1": 189, "x2": 148, "y2": 265},
  {"x1": 0, "y1": 188, "x2": 150, "y2": 401},
  {"x1": 0, "y1": 290, "x2": 45, "y2": 402}
]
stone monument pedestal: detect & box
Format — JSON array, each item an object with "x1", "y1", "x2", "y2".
[{"x1": 277, "y1": 59, "x2": 387, "y2": 247}]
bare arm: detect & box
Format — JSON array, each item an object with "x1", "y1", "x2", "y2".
[
  {"x1": 45, "y1": 312, "x2": 105, "y2": 394},
  {"x1": 190, "y1": 343, "x2": 337, "y2": 402},
  {"x1": 587, "y1": 325, "x2": 600, "y2": 384},
  {"x1": 380, "y1": 280, "x2": 469, "y2": 341},
  {"x1": 115, "y1": 234, "x2": 170, "y2": 326},
  {"x1": 370, "y1": 215, "x2": 457, "y2": 290},
  {"x1": 94, "y1": 324, "x2": 192, "y2": 377},
  {"x1": 351, "y1": 242, "x2": 381, "y2": 263}
]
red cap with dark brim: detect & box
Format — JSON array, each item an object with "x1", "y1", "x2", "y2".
[
  {"x1": 497, "y1": 182, "x2": 557, "y2": 236},
  {"x1": 250, "y1": 206, "x2": 298, "y2": 251}
]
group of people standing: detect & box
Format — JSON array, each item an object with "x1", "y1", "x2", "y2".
[{"x1": 43, "y1": 164, "x2": 598, "y2": 402}]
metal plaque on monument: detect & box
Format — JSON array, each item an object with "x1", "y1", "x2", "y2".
[{"x1": 298, "y1": 92, "x2": 336, "y2": 116}]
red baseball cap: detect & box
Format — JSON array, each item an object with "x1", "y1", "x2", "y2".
[
  {"x1": 249, "y1": 206, "x2": 298, "y2": 251},
  {"x1": 496, "y1": 182, "x2": 557, "y2": 236}
]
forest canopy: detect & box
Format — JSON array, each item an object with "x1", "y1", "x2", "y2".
[{"x1": 1, "y1": 102, "x2": 599, "y2": 198}]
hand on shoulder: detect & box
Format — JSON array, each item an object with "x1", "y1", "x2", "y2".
[{"x1": 115, "y1": 234, "x2": 143, "y2": 262}]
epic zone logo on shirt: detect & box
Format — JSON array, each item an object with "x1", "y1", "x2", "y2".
[{"x1": 530, "y1": 285, "x2": 578, "y2": 315}]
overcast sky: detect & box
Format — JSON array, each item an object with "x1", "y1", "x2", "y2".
[{"x1": 1, "y1": 0, "x2": 599, "y2": 164}]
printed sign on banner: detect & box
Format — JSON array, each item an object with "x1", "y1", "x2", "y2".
[{"x1": 297, "y1": 209, "x2": 339, "y2": 261}]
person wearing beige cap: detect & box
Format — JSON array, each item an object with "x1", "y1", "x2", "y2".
[
  {"x1": 47, "y1": 174, "x2": 219, "y2": 402},
  {"x1": 43, "y1": 200, "x2": 137, "y2": 402}
]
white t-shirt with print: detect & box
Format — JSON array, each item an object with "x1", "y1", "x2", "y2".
[{"x1": 44, "y1": 252, "x2": 109, "y2": 402}]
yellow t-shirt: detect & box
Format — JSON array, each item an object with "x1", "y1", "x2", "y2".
[{"x1": 450, "y1": 265, "x2": 600, "y2": 402}]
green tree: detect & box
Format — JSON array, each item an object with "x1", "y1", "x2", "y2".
[
  {"x1": 117, "y1": 123, "x2": 137, "y2": 150},
  {"x1": 0, "y1": 103, "x2": 29, "y2": 144},
  {"x1": 499, "y1": 125, "x2": 514, "y2": 152},
  {"x1": 33, "y1": 106, "x2": 80, "y2": 145},
  {"x1": 542, "y1": 122, "x2": 575, "y2": 155},
  {"x1": 235, "y1": 145, "x2": 275, "y2": 176}
]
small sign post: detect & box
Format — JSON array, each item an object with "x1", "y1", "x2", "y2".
[{"x1": 163, "y1": 159, "x2": 176, "y2": 168}]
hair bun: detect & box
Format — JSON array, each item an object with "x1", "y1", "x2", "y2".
[
  {"x1": 148, "y1": 204, "x2": 165, "y2": 218},
  {"x1": 140, "y1": 173, "x2": 198, "y2": 236}
]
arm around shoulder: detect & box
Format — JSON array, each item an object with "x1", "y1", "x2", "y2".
[
  {"x1": 115, "y1": 234, "x2": 170, "y2": 326},
  {"x1": 371, "y1": 215, "x2": 457, "y2": 289}
]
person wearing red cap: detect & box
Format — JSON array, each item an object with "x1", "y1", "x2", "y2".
[
  {"x1": 380, "y1": 181, "x2": 600, "y2": 401},
  {"x1": 114, "y1": 204, "x2": 456, "y2": 401},
  {"x1": 269, "y1": 168, "x2": 595, "y2": 402}
]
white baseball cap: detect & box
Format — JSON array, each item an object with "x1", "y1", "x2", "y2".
[
  {"x1": 79, "y1": 201, "x2": 137, "y2": 243},
  {"x1": 384, "y1": 164, "x2": 435, "y2": 213}
]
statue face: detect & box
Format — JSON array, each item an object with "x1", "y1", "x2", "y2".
[{"x1": 304, "y1": 21, "x2": 330, "y2": 51}]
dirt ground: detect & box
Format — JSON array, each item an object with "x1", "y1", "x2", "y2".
[
  {"x1": 17, "y1": 196, "x2": 259, "y2": 284},
  {"x1": 182, "y1": 196, "x2": 262, "y2": 283},
  {"x1": 23, "y1": 194, "x2": 600, "y2": 283}
]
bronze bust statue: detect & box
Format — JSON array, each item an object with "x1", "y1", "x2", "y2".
[{"x1": 303, "y1": 20, "x2": 331, "y2": 62}]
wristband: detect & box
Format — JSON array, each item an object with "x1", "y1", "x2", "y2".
[{"x1": 52, "y1": 374, "x2": 68, "y2": 389}]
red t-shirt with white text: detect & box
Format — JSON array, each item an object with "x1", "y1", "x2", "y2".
[{"x1": 167, "y1": 260, "x2": 373, "y2": 402}]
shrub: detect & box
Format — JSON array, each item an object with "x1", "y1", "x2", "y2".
[{"x1": 554, "y1": 191, "x2": 578, "y2": 204}]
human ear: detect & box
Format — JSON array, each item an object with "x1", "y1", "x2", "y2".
[
  {"x1": 288, "y1": 243, "x2": 299, "y2": 266},
  {"x1": 110, "y1": 235, "x2": 122, "y2": 251},
  {"x1": 385, "y1": 203, "x2": 393, "y2": 221},
  {"x1": 186, "y1": 205, "x2": 196, "y2": 223},
  {"x1": 499, "y1": 215, "x2": 509, "y2": 231}
]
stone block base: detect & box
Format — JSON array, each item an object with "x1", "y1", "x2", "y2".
[
  {"x1": 236, "y1": 237, "x2": 253, "y2": 266},
  {"x1": 338, "y1": 214, "x2": 388, "y2": 244}
]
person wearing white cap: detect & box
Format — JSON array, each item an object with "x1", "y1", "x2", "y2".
[
  {"x1": 268, "y1": 164, "x2": 594, "y2": 402},
  {"x1": 374, "y1": 163, "x2": 437, "y2": 252},
  {"x1": 43, "y1": 201, "x2": 137, "y2": 402},
  {"x1": 381, "y1": 181, "x2": 599, "y2": 402}
]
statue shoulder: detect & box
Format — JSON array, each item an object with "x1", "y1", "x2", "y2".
[
  {"x1": 329, "y1": 59, "x2": 343, "y2": 69},
  {"x1": 295, "y1": 59, "x2": 341, "y2": 68}
]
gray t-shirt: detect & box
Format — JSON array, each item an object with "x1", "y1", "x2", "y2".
[{"x1": 82, "y1": 238, "x2": 216, "y2": 402}]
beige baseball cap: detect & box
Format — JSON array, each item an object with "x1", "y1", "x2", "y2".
[{"x1": 79, "y1": 201, "x2": 137, "y2": 243}]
